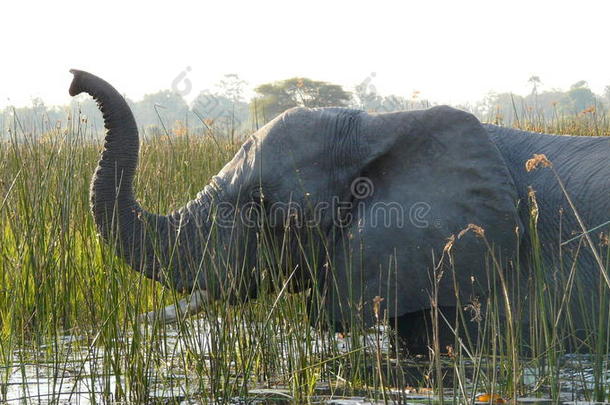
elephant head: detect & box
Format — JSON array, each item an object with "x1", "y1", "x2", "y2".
[{"x1": 69, "y1": 70, "x2": 521, "y2": 328}]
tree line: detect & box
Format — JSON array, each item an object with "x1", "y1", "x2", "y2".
[{"x1": 2, "y1": 74, "x2": 609, "y2": 140}]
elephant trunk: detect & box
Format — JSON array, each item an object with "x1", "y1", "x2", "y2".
[{"x1": 69, "y1": 69, "x2": 210, "y2": 291}]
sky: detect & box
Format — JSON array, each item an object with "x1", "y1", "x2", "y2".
[{"x1": 1, "y1": 0, "x2": 609, "y2": 109}]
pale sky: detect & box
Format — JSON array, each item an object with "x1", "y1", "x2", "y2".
[{"x1": 1, "y1": 0, "x2": 609, "y2": 109}]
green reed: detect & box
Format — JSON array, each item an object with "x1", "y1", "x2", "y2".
[{"x1": 1, "y1": 107, "x2": 610, "y2": 403}]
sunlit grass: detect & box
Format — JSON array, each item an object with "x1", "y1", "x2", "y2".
[{"x1": 0, "y1": 108, "x2": 609, "y2": 403}]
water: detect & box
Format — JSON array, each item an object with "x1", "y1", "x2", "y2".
[{"x1": 2, "y1": 322, "x2": 608, "y2": 404}]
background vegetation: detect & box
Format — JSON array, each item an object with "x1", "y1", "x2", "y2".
[{"x1": 3, "y1": 75, "x2": 609, "y2": 142}]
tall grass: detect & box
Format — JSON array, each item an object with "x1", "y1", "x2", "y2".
[{"x1": 0, "y1": 107, "x2": 609, "y2": 403}]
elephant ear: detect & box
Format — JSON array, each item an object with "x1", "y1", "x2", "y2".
[{"x1": 321, "y1": 106, "x2": 522, "y2": 330}]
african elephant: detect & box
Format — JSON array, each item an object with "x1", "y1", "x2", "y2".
[{"x1": 69, "y1": 70, "x2": 607, "y2": 353}]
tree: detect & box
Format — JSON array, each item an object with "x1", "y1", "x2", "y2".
[
  {"x1": 132, "y1": 90, "x2": 189, "y2": 134},
  {"x1": 571, "y1": 80, "x2": 588, "y2": 90},
  {"x1": 254, "y1": 77, "x2": 351, "y2": 121},
  {"x1": 475, "y1": 92, "x2": 525, "y2": 125},
  {"x1": 528, "y1": 75, "x2": 542, "y2": 95},
  {"x1": 561, "y1": 81, "x2": 596, "y2": 113},
  {"x1": 353, "y1": 73, "x2": 381, "y2": 110},
  {"x1": 191, "y1": 91, "x2": 249, "y2": 139},
  {"x1": 217, "y1": 74, "x2": 247, "y2": 104},
  {"x1": 190, "y1": 74, "x2": 250, "y2": 139}
]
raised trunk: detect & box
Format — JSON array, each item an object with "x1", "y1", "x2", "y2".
[{"x1": 69, "y1": 70, "x2": 211, "y2": 291}]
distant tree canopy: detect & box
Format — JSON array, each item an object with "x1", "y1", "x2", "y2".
[
  {"x1": 191, "y1": 91, "x2": 249, "y2": 138},
  {"x1": 3, "y1": 75, "x2": 610, "y2": 141},
  {"x1": 477, "y1": 80, "x2": 605, "y2": 125},
  {"x1": 191, "y1": 74, "x2": 251, "y2": 139},
  {"x1": 254, "y1": 78, "x2": 351, "y2": 122},
  {"x1": 132, "y1": 90, "x2": 189, "y2": 134},
  {"x1": 564, "y1": 81, "x2": 597, "y2": 113}
]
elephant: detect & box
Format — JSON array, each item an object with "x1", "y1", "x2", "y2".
[{"x1": 69, "y1": 69, "x2": 608, "y2": 354}]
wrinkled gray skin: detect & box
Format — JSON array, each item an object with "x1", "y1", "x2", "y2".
[
  {"x1": 486, "y1": 125, "x2": 608, "y2": 272},
  {"x1": 70, "y1": 70, "x2": 607, "y2": 352}
]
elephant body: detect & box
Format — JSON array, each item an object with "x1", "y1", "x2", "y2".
[
  {"x1": 488, "y1": 125, "x2": 608, "y2": 278},
  {"x1": 488, "y1": 126, "x2": 609, "y2": 329},
  {"x1": 69, "y1": 70, "x2": 608, "y2": 353}
]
